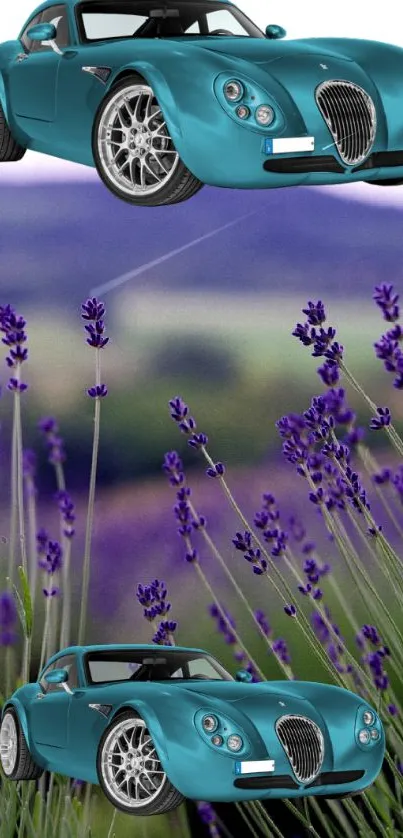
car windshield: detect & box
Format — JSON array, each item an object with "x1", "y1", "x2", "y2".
[
  {"x1": 85, "y1": 649, "x2": 234, "y2": 683},
  {"x1": 77, "y1": 1, "x2": 265, "y2": 42}
]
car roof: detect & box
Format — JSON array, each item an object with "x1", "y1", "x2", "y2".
[
  {"x1": 32, "y1": 0, "x2": 232, "y2": 9},
  {"x1": 49, "y1": 643, "x2": 211, "y2": 658}
]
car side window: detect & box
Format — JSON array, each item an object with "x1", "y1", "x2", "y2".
[
  {"x1": 20, "y1": 14, "x2": 42, "y2": 53},
  {"x1": 40, "y1": 655, "x2": 79, "y2": 693},
  {"x1": 34, "y1": 5, "x2": 70, "y2": 53}
]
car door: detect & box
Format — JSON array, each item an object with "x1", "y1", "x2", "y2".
[
  {"x1": 7, "y1": 5, "x2": 70, "y2": 125},
  {"x1": 29, "y1": 654, "x2": 78, "y2": 749}
]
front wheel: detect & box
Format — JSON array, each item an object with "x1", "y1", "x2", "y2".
[
  {"x1": 97, "y1": 711, "x2": 184, "y2": 815},
  {"x1": 92, "y1": 77, "x2": 204, "y2": 207}
]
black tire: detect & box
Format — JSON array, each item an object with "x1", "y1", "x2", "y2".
[
  {"x1": 0, "y1": 708, "x2": 43, "y2": 781},
  {"x1": 0, "y1": 103, "x2": 26, "y2": 162},
  {"x1": 97, "y1": 710, "x2": 184, "y2": 815},
  {"x1": 92, "y1": 75, "x2": 203, "y2": 207},
  {"x1": 366, "y1": 179, "x2": 403, "y2": 186}
]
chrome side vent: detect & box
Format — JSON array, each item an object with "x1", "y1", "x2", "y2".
[
  {"x1": 275, "y1": 715, "x2": 324, "y2": 784},
  {"x1": 316, "y1": 80, "x2": 376, "y2": 166}
]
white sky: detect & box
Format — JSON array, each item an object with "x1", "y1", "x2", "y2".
[{"x1": 1, "y1": 1, "x2": 403, "y2": 206}]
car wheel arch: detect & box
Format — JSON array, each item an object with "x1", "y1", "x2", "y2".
[
  {"x1": 105, "y1": 64, "x2": 183, "y2": 142},
  {"x1": 107, "y1": 703, "x2": 169, "y2": 762},
  {"x1": 2, "y1": 701, "x2": 32, "y2": 752}
]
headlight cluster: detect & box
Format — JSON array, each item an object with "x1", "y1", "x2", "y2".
[
  {"x1": 356, "y1": 706, "x2": 382, "y2": 749},
  {"x1": 215, "y1": 74, "x2": 282, "y2": 133},
  {"x1": 196, "y1": 710, "x2": 249, "y2": 755}
]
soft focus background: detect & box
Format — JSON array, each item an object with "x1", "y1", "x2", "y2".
[{"x1": 1, "y1": 0, "x2": 403, "y2": 671}]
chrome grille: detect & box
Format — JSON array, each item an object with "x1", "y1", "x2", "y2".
[
  {"x1": 315, "y1": 80, "x2": 376, "y2": 166},
  {"x1": 275, "y1": 715, "x2": 324, "y2": 784}
]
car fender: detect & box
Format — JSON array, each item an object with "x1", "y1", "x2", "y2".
[
  {"x1": 107, "y1": 61, "x2": 185, "y2": 149},
  {"x1": 109, "y1": 698, "x2": 170, "y2": 762}
]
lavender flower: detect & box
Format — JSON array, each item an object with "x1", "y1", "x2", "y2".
[
  {"x1": 152, "y1": 620, "x2": 178, "y2": 646},
  {"x1": 38, "y1": 538, "x2": 63, "y2": 597},
  {"x1": 370, "y1": 407, "x2": 392, "y2": 431},
  {"x1": 82, "y1": 297, "x2": 109, "y2": 401},
  {"x1": 81, "y1": 298, "x2": 109, "y2": 349},
  {"x1": 55, "y1": 490, "x2": 76, "y2": 540},
  {"x1": 373, "y1": 284, "x2": 400, "y2": 323},
  {"x1": 196, "y1": 802, "x2": 221, "y2": 837},
  {"x1": 284, "y1": 604, "x2": 297, "y2": 617},
  {"x1": 293, "y1": 301, "x2": 344, "y2": 385},
  {"x1": 169, "y1": 396, "x2": 210, "y2": 457},
  {"x1": 0, "y1": 305, "x2": 28, "y2": 389},
  {"x1": 232, "y1": 530, "x2": 267, "y2": 575},
  {"x1": 38, "y1": 417, "x2": 66, "y2": 466},
  {"x1": 0, "y1": 591, "x2": 17, "y2": 646}
]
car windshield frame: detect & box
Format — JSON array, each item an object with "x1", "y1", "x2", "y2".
[
  {"x1": 84, "y1": 649, "x2": 234, "y2": 685},
  {"x1": 75, "y1": 0, "x2": 265, "y2": 43}
]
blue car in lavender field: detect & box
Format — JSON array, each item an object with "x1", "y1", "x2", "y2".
[
  {"x1": 0, "y1": 644, "x2": 384, "y2": 815},
  {"x1": 1, "y1": 0, "x2": 403, "y2": 206}
]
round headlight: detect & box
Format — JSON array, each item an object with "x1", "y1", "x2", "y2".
[
  {"x1": 227, "y1": 734, "x2": 243, "y2": 752},
  {"x1": 255, "y1": 105, "x2": 275, "y2": 127},
  {"x1": 211, "y1": 734, "x2": 223, "y2": 746},
  {"x1": 202, "y1": 714, "x2": 218, "y2": 733},
  {"x1": 358, "y1": 729, "x2": 371, "y2": 744},
  {"x1": 236, "y1": 105, "x2": 250, "y2": 120},
  {"x1": 224, "y1": 80, "x2": 244, "y2": 102},
  {"x1": 363, "y1": 710, "x2": 375, "y2": 726},
  {"x1": 370, "y1": 729, "x2": 380, "y2": 741}
]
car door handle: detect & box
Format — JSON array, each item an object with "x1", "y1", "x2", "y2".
[
  {"x1": 36, "y1": 692, "x2": 46, "y2": 699},
  {"x1": 16, "y1": 53, "x2": 29, "y2": 63}
]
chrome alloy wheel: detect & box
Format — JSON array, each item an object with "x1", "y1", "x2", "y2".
[
  {"x1": 101, "y1": 718, "x2": 166, "y2": 809},
  {"x1": 0, "y1": 712, "x2": 18, "y2": 776},
  {"x1": 97, "y1": 84, "x2": 180, "y2": 197}
]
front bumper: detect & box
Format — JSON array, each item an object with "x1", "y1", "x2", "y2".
[{"x1": 263, "y1": 149, "x2": 403, "y2": 177}]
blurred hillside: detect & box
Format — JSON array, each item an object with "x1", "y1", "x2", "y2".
[{"x1": 1, "y1": 182, "x2": 403, "y2": 305}]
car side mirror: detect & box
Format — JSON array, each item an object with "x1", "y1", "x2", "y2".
[
  {"x1": 235, "y1": 669, "x2": 253, "y2": 683},
  {"x1": 44, "y1": 667, "x2": 73, "y2": 693},
  {"x1": 266, "y1": 24, "x2": 287, "y2": 40},
  {"x1": 45, "y1": 667, "x2": 68, "y2": 684},
  {"x1": 27, "y1": 23, "x2": 57, "y2": 42},
  {"x1": 27, "y1": 22, "x2": 63, "y2": 56}
]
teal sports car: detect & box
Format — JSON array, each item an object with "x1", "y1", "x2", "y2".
[
  {"x1": 0, "y1": 645, "x2": 385, "y2": 815},
  {"x1": 2, "y1": 4, "x2": 403, "y2": 206}
]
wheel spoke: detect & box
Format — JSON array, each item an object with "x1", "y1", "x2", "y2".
[{"x1": 98, "y1": 83, "x2": 179, "y2": 198}]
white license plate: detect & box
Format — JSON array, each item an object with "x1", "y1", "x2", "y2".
[
  {"x1": 235, "y1": 760, "x2": 276, "y2": 775},
  {"x1": 265, "y1": 137, "x2": 315, "y2": 155}
]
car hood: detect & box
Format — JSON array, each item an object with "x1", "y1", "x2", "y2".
[
  {"x1": 194, "y1": 36, "x2": 355, "y2": 65},
  {"x1": 181, "y1": 681, "x2": 309, "y2": 702}
]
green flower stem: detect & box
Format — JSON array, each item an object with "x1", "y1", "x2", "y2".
[
  {"x1": 200, "y1": 446, "x2": 347, "y2": 683},
  {"x1": 60, "y1": 538, "x2": 72, "y2": 650},
  {"x1": 39, "y1": 588, "x2": 51, "y2": 675},
  {"x1": 24, "y1": 472, "x2": 38, "y2": 614},
  {"x1": 14, "y1": 373, "x2": 28, "y2": 579},
  {"x1": 307, "y1": 462, "x2": 403, "y2": 660},
  {"x1": 193, "y1": 561, "x2": 266, "y2": 681},
  {"x1": 188, "y1": 498, "x2": 294, "y2": 679},
  {"x1": 250, "y1": 800, "x2": 287, "y2": 838},
  {"x1": 284, "y1": 799, "x2": 322, "y2": 838},
  {"x1": 325, "y1": 798, "x2": 357, "y2": 838},
  {"x1": 8, "y1": 405, "x2": 18, "y2": 586},
  {"x1": 340, "y1": 360, "x2": 403, "y2": 458},
  {"x1": 235, "y1": 803, "x2": 260, "y2": 838},
  {"x1": 78, "y1": 348, "x2": 102, "y2": 646},
  {"x1": 358, "y1": 444, "x2": 403, "y2": 541},
  {"x1": 107, "y1": 809, "x2": 117, "y2": 838},
  {"x1": 309, "y1": 798, "x2": 341, "y2": 838}
]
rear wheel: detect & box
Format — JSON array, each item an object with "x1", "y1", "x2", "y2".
[
  {"x1": 0, "y1": 709, "x2": 43, "y2": 780},
  {"x1": 97, "y1": 710, "x2": 184, "y2": 815},
  {"x1": 0, "y1": 103, "x2": 26, "y2": 162},
  {"x1": 92, "y1": 77, "x2": 203, "y2": 207}
]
